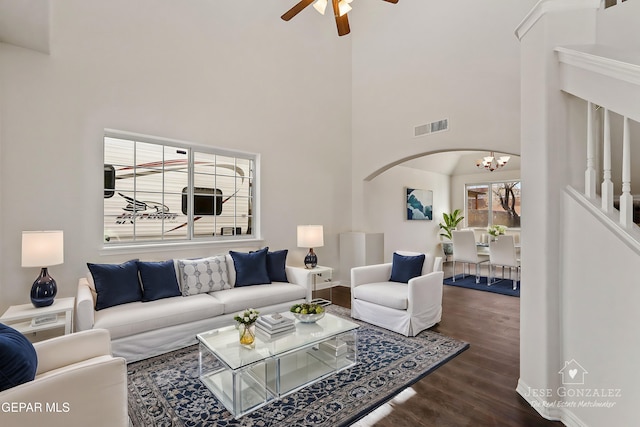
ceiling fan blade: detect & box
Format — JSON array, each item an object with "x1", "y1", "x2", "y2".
[
  {"x1": 332, "y1": 0, "x2": 351, "y2": 36},
  {"x1": 281, "y1": 0, "x2": 315, "y2": 21},
  {"x1": 382, "y1": 0, "x2": 399, "y2": 3}
]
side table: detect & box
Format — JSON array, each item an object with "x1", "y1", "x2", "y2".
[
  {"x1": 290, "y1": 265, "x2": 333, "y2": 305},
  {"x1": 0, "y1": 297, "x2": 75, "y2": 341}
]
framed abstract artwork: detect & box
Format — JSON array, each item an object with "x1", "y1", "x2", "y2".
[{"x1": 406, "y1": 188, "x2": 433, "y2": 220}]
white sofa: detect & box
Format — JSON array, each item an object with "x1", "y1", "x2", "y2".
[
  {"x1": 76, "y1": 256, "x2": 310, "y2": 362},
  {"x1": 351, "y1": 252, "x2": 443, "y2": 337},
  {"x1": 0, "y1": 329, "x2": 128, "y2": 427}
]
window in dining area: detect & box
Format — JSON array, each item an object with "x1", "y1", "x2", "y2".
[{"x1": 466, "y1": 181, "x2": 521, "y2": 229}]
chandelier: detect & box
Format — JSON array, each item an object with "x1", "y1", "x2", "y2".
[
  {"x1": 281, "y1": 0, "x2": 399, "y2": 37},
  {"x1": 476, "y1": 152, "x2": 510, "y2": 172}
]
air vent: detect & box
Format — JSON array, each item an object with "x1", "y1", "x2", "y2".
[{"x1": 414, "y1": 118, "x2": 449, "y2": 137}]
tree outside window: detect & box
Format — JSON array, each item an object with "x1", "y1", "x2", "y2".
[{"x1": 466, "y1": 181, "x2": 521, "y2": 229}]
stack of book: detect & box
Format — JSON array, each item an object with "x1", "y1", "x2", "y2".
[
  {"x1": 256, "y1": 313, "x2": 295, "y2": 339},
  {"x1": 319, "y1": 338, "x2": 347, "y2": 357}
]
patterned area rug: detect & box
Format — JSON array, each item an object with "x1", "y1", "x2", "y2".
[{"x1": 127, "y1": 305, "x2": 469, "y2": 427}]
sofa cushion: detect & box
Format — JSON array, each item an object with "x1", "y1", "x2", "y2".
[
  {"x1": 229, "y1": 247, "x2": 271, "y2": 287},
  {"x1": 177, "y1": 255, "x2": 230, "y2": 296},
  {"x1": 88, "y1": 259, "x2": 142, "y2": 311},
  {"x1": 93, "y1": 294, "x2": 225, "y2": 340},
  {"x1": 0, "y1": 323, "x2": 38, "y2": 392},
  {"x1": 137, "y1": 260, "x2": 181, "y2": 302},
  {"x1": 353, "y1": 282, "x2": 408, "y2": 310},
  {"x1": 266, "y1": 249, "x2": 288, "y2": 283},
  {"x1": 210, "y1": 283, "x2": 306, "y2": 314},
  {"x1": 389, "y1": 252, "x2": 425, "y2": 283}
]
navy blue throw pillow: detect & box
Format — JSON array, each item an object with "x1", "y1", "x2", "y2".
[
  {"x1": 389, "y1": 252, "x2": 425, "y2": 283},
  {"x1": 137, "y1": 260, "x2": 181, "y2": 302},
  {"x1": 267, "y1": 249, "x2": 288, "y2": 282},
  {"x1": 0, "y1": 323, "x2": 38, "y2": 392},
  {"x1": 88, "y1": 259, "x2": 142, "y2": 310},
  {"x1": 230, "y1": 247, "x2": 271, "y2": 287}
]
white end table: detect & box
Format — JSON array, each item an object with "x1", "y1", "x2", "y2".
[
  {"x1": 1, "y1": 297, "x2": 75, "y2": 339},
  {"x1": 290, "y1": 265, "x2": 333, "y2": 305}
]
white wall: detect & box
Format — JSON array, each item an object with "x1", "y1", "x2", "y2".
[
  {"x1": 350, "y1": 0, "x2": 537, "y2": 230},
  {"x1": 517, "y1": 3, "x2": 598, "y2": 423},
  {"x1": 517, "y1": 1, "x2": 640, "y2": 425},
  {"x1": 560, "y1": 192, "x2": 640, "y2": 426},
  {"x1": 596, "y1": 1, "x2": 640, "y2": 50},
  {"x1": 363, "y1": 165, "x2": 450, "y2": 261},
  {"x1": 0, "y1": 1, "x2": 352, "y2": 311},
  {"x1": 550, "y1": 2, "x2": 640, "y2": 425}
]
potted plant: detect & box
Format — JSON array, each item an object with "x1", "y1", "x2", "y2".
[{"x1": 438, "y1": 209, "x2": 464, "y2": 255}]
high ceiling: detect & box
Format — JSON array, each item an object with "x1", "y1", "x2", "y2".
[
  {"x1": 401, "y1": 151, "x2": 520, "y2": 176},
  {"x1": 0, "y1": 0, "x2": 50, "y2": 53}
]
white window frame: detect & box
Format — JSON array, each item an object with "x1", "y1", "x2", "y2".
[
  {"x1": 102, "y1": 129, "x2": 260, "y2": 250},
  {"x1": 464, "y1": 180, "x2": 521, "y2": 229}
]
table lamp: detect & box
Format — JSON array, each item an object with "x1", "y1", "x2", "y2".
[
  {"x1": 22, "y1": 230, "x2": 64, "y2": 308},
  {"x1": 297, "y1": 225, "x2": 324, "y2": 268}
]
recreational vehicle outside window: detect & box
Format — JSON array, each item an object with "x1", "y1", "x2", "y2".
[
  {"x1": 103, "y1": 133, "x2": 255, "y2": 245},
  {"x1": 465, "y1": 181, "x2": 521, "y2": 229}
]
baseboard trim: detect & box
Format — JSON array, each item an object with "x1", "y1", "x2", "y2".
[{"x1": 516, "y1": 378, "x2": 588, "y2": 427}]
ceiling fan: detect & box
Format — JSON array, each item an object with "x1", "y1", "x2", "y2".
[{"x1": 281, "y1": 0, "x2": 399, "y2": 37}]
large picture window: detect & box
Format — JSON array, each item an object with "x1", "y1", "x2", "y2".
[
  {"x1": 466, "y1": 181, "x2": 521, "y2": 229},
  {"x1": 103, "y1": 131, "x2": 255, "y2": 245}
]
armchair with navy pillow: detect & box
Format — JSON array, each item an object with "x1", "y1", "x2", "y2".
[
  {"x1": 0, "y1": 326, "x2": 127, "y2": 427},
  {"x1": 351, "y1": 251, "x2": 444, "y2": 337}
]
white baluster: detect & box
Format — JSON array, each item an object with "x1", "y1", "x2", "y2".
[
  {"x1": 602, "y1": 108, "x2": 613, "y2": 213},
  {"x1": 585, "y1": 102, "x2": 596, "y2": 199},
  {"x1": 620, "y1": 116, "x2": 633, "y2": 227}
]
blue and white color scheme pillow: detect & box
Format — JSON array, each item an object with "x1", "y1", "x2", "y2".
[
  {"x1": 177, "y1": 255, "x2": 230, "y2": 296},
  {"x1": 87, "y1": 259, "x2": 142, "y2": 310},
  {"x1": 229, "y1": 247, "x2": 271, "y2": 287},
  {"x1": 0, "y1": 323, "x2": 38, "y2": 392},
  {"x1": 389, "y1": 252, "x2": 425, "y2": 283},
  {"x1": 137, "y1": 260, "x2": 181, "y2": 302}
]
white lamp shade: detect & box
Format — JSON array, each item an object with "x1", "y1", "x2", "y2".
[
  {"x1": 297, "y1": 225, "x2": 324, "y2": 248},
  {"x1": 22, "y1": 231, "x2": 64, "y2": 267}
]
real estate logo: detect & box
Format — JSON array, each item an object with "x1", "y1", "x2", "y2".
[
  {"x1": 558, "y1": 359, "x2": 588, "y2": 385},
  {"x1": 526, "y1": 359, "x2": 623, "y2": 410}
]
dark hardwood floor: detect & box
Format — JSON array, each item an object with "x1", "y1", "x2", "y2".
[{"x1": 315, "y1": 285, "x2": 562, "y2": 427}]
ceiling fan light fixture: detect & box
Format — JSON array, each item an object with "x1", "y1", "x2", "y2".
[
  {"x1": 338, "y1": 0, "x2": 352, "y2": 16},
  {"x1": 282, "y1": 0, "x2": 395, "y2": 37},
  {"x1": 313, "y1": 0, "x2": 328, "y2": 15}
]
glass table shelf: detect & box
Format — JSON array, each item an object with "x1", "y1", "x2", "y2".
[{"x1": 197, "y1": 312, "x2": 359, "y2": 418}]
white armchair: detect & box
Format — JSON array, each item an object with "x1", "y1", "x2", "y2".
[
  {"x1": 351, "y1": 252, "x2": 444, "y2": 337},
  {"x1": 0, "y1": 329, "x2": 128, "y2": 427}
]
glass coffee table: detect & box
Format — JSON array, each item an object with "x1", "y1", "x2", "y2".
[{"x1": 196, "y1": 312, "x2": 359, "y2": 418}]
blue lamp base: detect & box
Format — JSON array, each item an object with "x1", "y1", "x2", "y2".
[
  {"x1": 304, "y1": 248, "x2": 318, "y2": 269},
  {"x1": 30, "y1": 267, "x2": 57, "y2": 308}
]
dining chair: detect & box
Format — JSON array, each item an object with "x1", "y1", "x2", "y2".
[
  {"x1": 488, "y1": 234, "x2": 520, "y2": 290},
  {"x1": 451, "y1": 230, "x2": 489, "y2": 284}
]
